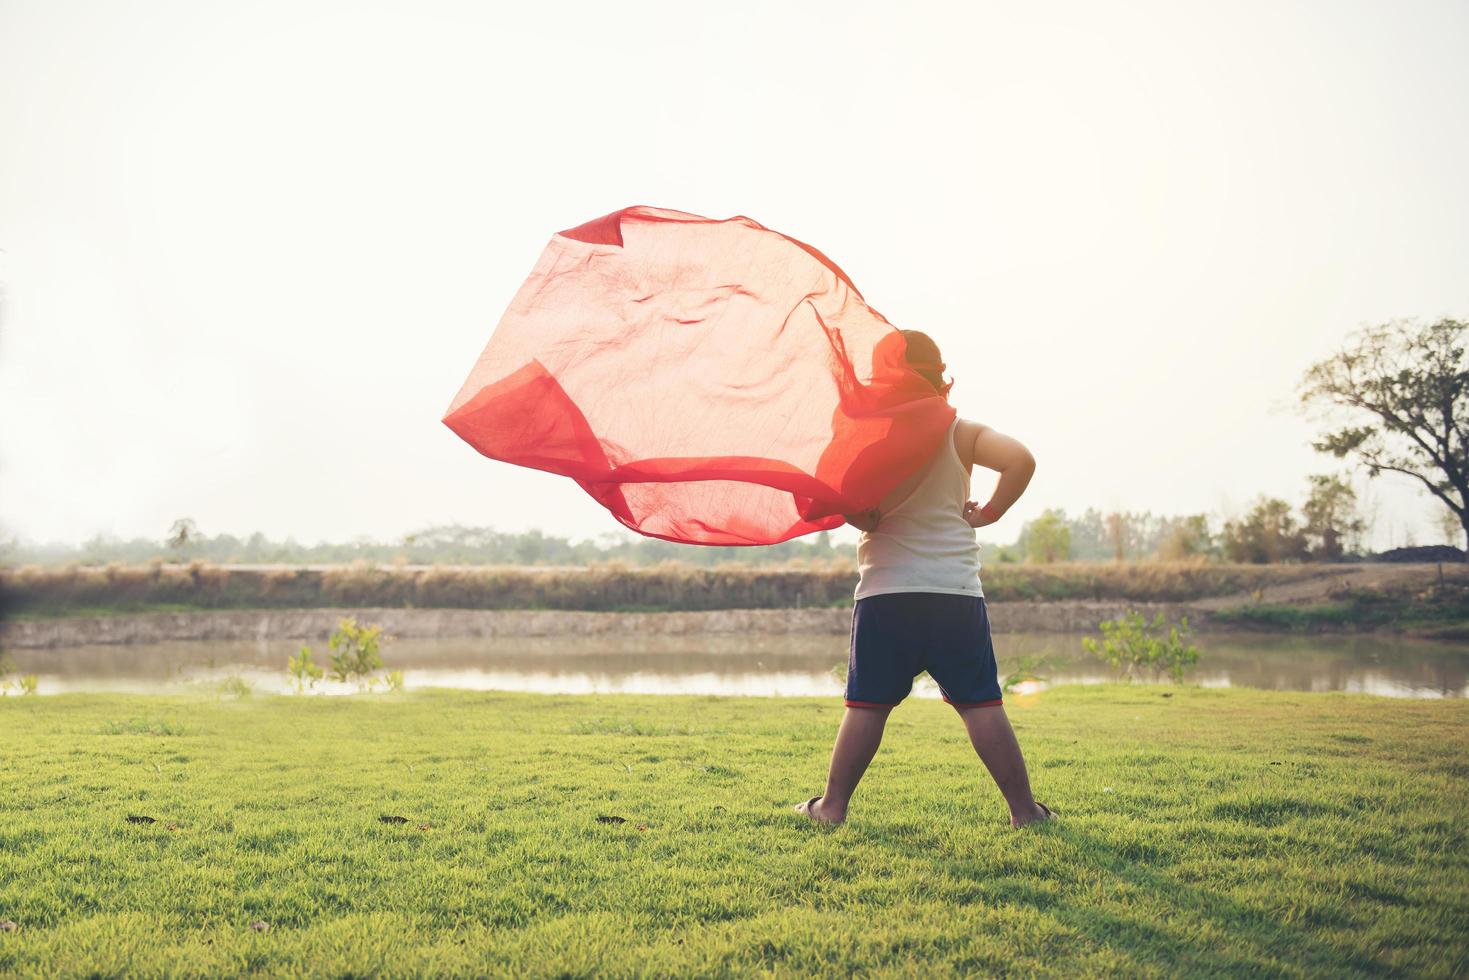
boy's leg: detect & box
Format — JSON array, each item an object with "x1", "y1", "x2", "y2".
[
  {"x1": 954, "y1": 703, "x2": 1049, "y2": 827},
  {"x1": 810, "y1": 704, "x2": 893, "y2": 823},
  {"x1": 807, "y1": 594, "x2": 912, "y2": 823},
  {"x1": 927, "y1": 597, "x2": 1050, "y2": 827}
]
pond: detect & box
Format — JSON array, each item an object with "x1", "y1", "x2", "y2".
[{"x1": 6, "y1": 632, "x2": 1468, "y2": 699}]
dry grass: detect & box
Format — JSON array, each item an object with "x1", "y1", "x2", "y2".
[
  {"x1": 0, "y1": 559, "x2": 1361, "y2": 617},
  {"x1": 982, "y1": 560, "x2": 1340, "y2": 602}
]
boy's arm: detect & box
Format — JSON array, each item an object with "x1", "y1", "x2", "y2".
[{"x1": 964, "y1": 425, "x2": 1035, "y2": 528}]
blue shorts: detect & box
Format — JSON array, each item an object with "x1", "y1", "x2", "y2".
[{"x1": 845, "y1": 592, "x2": 1004, "y2": 708}]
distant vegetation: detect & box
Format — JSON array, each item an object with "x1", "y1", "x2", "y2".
[
  {"x1": 0, "y1": 475, "x2": 1431, "y2": 571},
  {"x1": 1011, "y1": 472, "x2": 1397, "y2": 565},
  {"x1": 2, "y1": 523, "x2": 855, "y2": 568}
]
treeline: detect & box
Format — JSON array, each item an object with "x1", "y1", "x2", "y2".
[
  {"x1": 1012, "y1": 475, "x2": 1398, "y2": 564},
  {"x1": 0, "y1": 523, "x2": 857, "y2": 568}
]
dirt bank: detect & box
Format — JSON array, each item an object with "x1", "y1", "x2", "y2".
[{"x1": 0, "y1": 601, "x2": 1223, "y2": 649}]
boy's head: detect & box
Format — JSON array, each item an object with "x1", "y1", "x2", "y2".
[{"x1": 900, "y1": 329, "x2": 953, "y2": 398}]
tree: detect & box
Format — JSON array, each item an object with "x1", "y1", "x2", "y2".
[
  {"x1": 1023, "y1": 509, "x2": 1072, "y2": 564},
  {"x1": 166, "y1": 518, "x2": 199, "y2": 559},
  {"x1": 1299, "y1": 318, "x2": 1469, "y2": 555},
  {"x1": 1301, "y1": 474, "x2": 1365, "y2": 560},
  {"x1": 1066, "y1": 509, "x2": 1109, "y2": 560},
  {"x1": 1033, "y1": 508, "x2": 1146, "y2": 561},
  {"x1": 1153, "y1": 515, "x2": 1213, "y2": 561},
  {"x1": 1221, "y1": 498, "x2": 1308, "y2": 563},
  {"x1": 1103, "y1": 511, "x2": 1135, "y2": 561},
  {"x1": 1433, "y1": 501, "x2": 1462, "y2": 547}
]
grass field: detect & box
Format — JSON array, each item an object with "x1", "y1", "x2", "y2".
[{"x1": 1, "y1": 688, "x2": 1465, "y2": 977}]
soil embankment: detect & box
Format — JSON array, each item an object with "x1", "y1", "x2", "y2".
[{"x1": 3, "y1": 562, "x2": 1462, "y2": 648}]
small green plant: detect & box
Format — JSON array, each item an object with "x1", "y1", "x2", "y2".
[
  {"x1": 327, "y1": 618, "x2": 390, "y2": 691},
  {"x1": 1002, "y1": 654, "x2": 1050, "y2": 694},
  {"x1": 216, "y1": 676, "x2": 252, "y2": 699},
  {"x1": 1083, "y1": 610, "x2": 1201, "y2": 683},
  {"x1": 288, "y1": 646, "x2": 325, "y2": 693},
  {"x1": 385, "y1": 670, "x2": 405, "y2": 693},
  {"x1": 0, "y1": 652, "x2": 32, "y2": 696}
]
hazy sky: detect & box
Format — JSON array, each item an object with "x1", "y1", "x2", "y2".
[{"x1": 2, "y1": 0, "x2": 1467, "y2": 551}]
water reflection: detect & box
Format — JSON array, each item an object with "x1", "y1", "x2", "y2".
[
  {"x1": 8, "y1": 632, "x2": 1468, "y2": 699},
  {"x1": 1000, "y1": 633, "x2": 1469, "y2": 700}
]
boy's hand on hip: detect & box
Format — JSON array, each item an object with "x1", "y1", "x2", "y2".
[{"x1": 964, "y1": 500, "x2": 1000, "y2": 528}]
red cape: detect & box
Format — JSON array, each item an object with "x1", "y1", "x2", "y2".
[{"x1": 443, "y1": 206, "x2": 955, "y2": 545}]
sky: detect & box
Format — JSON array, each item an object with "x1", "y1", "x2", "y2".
[{"x1": 2, "y1": 0, "x2": 1467, "y2": 552}]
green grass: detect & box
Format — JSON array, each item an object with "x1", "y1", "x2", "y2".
[
  {"x1": 0, "y1": 688, "x2": 1465, "y2": 977},
  {"x1": 1212, "y1": 601, "x2": 1361, "y2": 629},
  {"x1": 7, "y1": 602, "x2": 208, "y2": 620},
  {"x1": 1215, "y1": 581, "x2": 1469, "y2": 637}
]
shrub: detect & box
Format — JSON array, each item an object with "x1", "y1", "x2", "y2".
[
  {"x1": 1083, "y1": 610, "x2": 1202, "y2": 683},
  {"x1": 216, "y1": 676, "x2": 252, "y2": 699},
  {"x1": 1001, "y1": 653, "x2": 1050, "y2": 694},
  {"x1": 0, "y1": 651, "x2": 34, "y2": 696},
  {"x1": 0, "y1": 651, "x2": 37, "y2": 696},
  {"x1": 287, "y1": 646, "x2": 325, "y2": 693},
  {"x1": 326, "y1": 617, "x2": 389, "y2": 690}
]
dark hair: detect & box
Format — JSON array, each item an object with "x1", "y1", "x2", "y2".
[{"x1": 900, "y1": 329, "x2": 953, "y2": 397}]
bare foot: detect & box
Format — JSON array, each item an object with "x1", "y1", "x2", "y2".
[
  {"x1": 1011, "y1": 801, "x2": 1055, "y2": 828},
  {"x1": 794, "y1": 796, "x2": 846, "y2": 825}
]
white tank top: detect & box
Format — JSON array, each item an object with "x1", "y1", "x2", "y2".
[{"x1": 854, "y1": 416, "x2": 984, "y2": 600}]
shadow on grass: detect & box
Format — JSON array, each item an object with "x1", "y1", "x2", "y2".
[{"x1": 978, "y1": 820, "x2": 1385, "y2": 977}]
